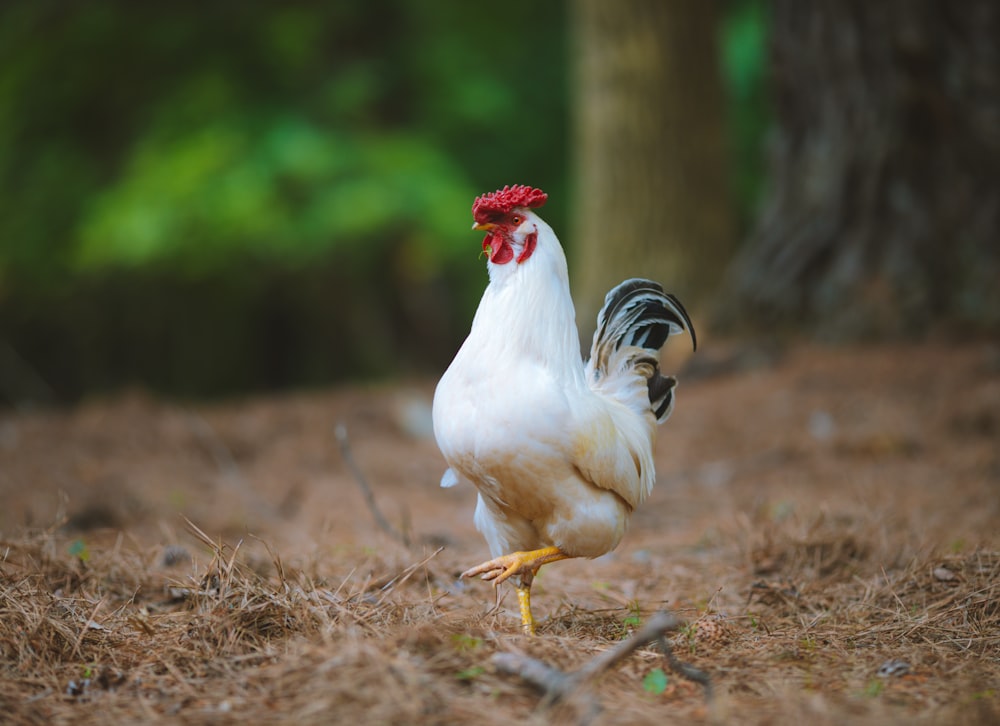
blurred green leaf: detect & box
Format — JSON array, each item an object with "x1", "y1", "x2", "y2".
[
  {"x1": 0, "y1": 1, "x2": 566, "y2": 285},
  {"x1": 643, "y1": 668, "x2": 668, "y2": 695},
  {"x1": 719, "y1": 0, "x2": 770, "y2": 225},
  {"x1": 75, "y1": 118, "x2": 476, "y2": 274},
  {"x1": 0, "y1": 0, "x2": 767, "y2": 401}
]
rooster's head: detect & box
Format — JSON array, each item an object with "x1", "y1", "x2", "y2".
[{"x1": 472, "y1": 185, "x2": 548, "y2": 265}]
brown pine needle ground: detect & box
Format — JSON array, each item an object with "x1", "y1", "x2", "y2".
[{"x1": 1, "y1": 341, "x2": 998, "y2": 724}]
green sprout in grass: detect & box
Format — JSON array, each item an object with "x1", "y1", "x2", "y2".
[
  {"x1": 677, "y1": 622, "x2": 698, "y2": 654},
  {"x1": 619, "y1": 602, "x2": 643, "y2": 640},
  {"x1": 451, "y1": 633, "x2": 483, "y2": 652},
  {"x1": 864, "y1": 679, "x2": 885, "y2": 697},
  {"x1": 622, "y1": 600, "x2": 643, "y2": 630},
  {"x1": 69, "y1": 539, "x2": 90, "y2": 563},
  {"x1": 455, "y1": 665, "x2": 485, "y2": 681}
]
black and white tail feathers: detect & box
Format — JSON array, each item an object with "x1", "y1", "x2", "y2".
[{"x1": 586, "y1": 279, "x2": 697, "y2": 423}]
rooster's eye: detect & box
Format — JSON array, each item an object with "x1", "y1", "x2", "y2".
[{"x1": 511, "y1": 215, "x2": 522, "y2": 225}]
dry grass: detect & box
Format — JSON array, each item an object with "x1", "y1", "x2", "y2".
[
  {"x1": 2, "y1": 512, "x2": 997, "y2": 724},
  {"x1": 0, "y1": 521, "x2": 495, "y2": 724}
]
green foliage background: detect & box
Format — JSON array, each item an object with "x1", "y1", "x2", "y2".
[{"x1": 0, "y1": 0, "x2": 765, "y2": 403}]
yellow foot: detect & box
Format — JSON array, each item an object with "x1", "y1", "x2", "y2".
[
  {"x1": 463, "y1": 547, "x2": 571, "y2": 635},
  {"x1": 461, "y1": 546, "x2": 569, "y2": 586}
]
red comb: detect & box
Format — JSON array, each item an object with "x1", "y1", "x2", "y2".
[{"x1": 472, "y1": 185, "x2": 548, "y2": 223}]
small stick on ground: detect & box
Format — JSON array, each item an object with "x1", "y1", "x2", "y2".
[
  {"x1": 655, "y1": 634, "x2": 714, "y2": 701},
  {"x1": 334, "y1": 423, "x2": 410, "y2": 548},
  {"x1": 492, "y1": 610, "x2": 711, "y2": 720}
]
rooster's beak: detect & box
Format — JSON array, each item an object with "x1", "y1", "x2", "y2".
[{"x1": 472, "y1": 222, "x2": 496, "y2": 231}]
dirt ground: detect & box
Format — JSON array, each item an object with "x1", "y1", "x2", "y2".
[{"x1": 1, "y1": 340, "x2": 998, "y2": 724}]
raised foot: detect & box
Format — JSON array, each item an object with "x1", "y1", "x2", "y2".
[{"x1": 461, "y1": 546, "x2": 569, "y2": 587}]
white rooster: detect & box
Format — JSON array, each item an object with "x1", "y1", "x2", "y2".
[{"x1": 433, "y1": 185, "x2": 696, "y2": 634}]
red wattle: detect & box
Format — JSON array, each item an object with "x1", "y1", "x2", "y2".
[
  {"x1": 516, "y1": 231, "x2": 537, "y2": 264},
  {"x1": 483, "y1": 233, "x2": 514, "y2": 264}
]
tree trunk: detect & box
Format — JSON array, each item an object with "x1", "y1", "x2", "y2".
[
  {"x1": 570, "y1": 0, "x2": 734, "y2": 333},
  {"x1": 725, "y1": 0, "x2": 1000, "y2": 338}
]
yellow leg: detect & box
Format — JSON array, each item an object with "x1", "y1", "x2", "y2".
[
  {"x1": 516, "y1": 583, "x2": 535, "y2": 635},
  {"x1": 462, "y1": 546, "x2": 572, "y2": 635}
]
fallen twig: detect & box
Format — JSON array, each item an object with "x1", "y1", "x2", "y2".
[
  {"x1": 654, "y1": 634, "x2": 713, "y2": 700},
  {"x1": 492, "y1": 610, "x2": 711, "y2": 721},
  {"x1": 334, "y1": 423, "x2": 410, "y2": 548}
]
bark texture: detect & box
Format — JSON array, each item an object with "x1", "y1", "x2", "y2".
[
  {"x1": 570, "y1": 0, "x2": 734, "y2": 331},
  {"x1": 726, "y1": 0, "x2": 1000, "y2": 337}
]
